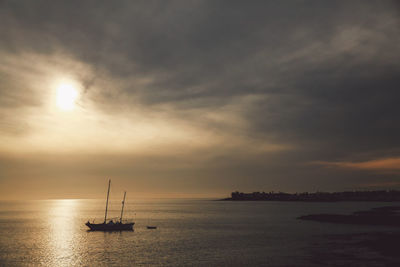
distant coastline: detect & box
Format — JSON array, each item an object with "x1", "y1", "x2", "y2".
[{"x1": 221, "y1": 190, "x2": 400, "y2": 202}]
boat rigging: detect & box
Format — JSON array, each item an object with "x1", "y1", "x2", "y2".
[{"x1": 85, "y1": 179, "x2": 134, "y2": 231}]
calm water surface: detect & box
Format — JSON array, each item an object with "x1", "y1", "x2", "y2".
[{"x1": 0, "y1": 199, "x2": 399, "y2": 266}]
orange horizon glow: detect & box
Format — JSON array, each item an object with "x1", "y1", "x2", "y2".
[{"x1": 313, "y1": 157, "x2": 400, "y2": 172}]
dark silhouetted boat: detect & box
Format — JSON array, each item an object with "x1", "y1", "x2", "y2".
[
  {"x1": 86, "y1": 180, "x2": 134, "y2": 231},
  {"x1": 146, "y1": 217, "x2": 157, "y2": 229}
]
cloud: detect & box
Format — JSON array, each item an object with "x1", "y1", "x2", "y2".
[
  {"x1": 313, "y1": 157, "x2": 400, "y2": 172},
  {"x1": 361, "y1": 181, "x2": 400, "y2": 188},
  {"x1": 0, "y1": 1, "x2": 400, "y2": 198}
]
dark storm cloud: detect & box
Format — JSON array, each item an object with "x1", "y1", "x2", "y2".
[{"x1": 1, "y1": 0, "x2": 400, "y2": 196}]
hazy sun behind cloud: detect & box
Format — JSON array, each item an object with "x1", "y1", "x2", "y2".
[
  {"x1": 1, "y1": 1, "x2": 399, "y2": 199},
  {"x1": 55, "y1": 82, "x2": 79, "y2": 111},
  {"x1": 0, "y1": 52, "x2": 287, "y2": 156}
]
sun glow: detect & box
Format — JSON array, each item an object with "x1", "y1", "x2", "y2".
[{"x1": 56, "y1": 83, "x2": 79, "y2": 110}]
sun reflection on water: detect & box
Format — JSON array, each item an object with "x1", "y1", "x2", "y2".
[{"x1": 45, "y1": 199, "x2": 82, "y2": 266}]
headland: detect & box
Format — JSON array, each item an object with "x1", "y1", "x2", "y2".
[{"x1": 221, "y1": 190, "x2": 400, "y2": 202}]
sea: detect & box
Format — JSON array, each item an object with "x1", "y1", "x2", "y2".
[{"x1": 0, "y1": 199, "x2": 399, "y2": 266}]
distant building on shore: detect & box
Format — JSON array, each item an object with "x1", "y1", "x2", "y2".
[{"x1": 225, "y1": 190, "x2": 400, "y2": 202}]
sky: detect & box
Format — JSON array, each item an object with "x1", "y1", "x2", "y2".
[{"x1": 0, "y1": 0, "x2": 399, "y2": 199}]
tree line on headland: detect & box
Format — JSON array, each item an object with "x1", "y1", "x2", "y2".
[{"x1": 222, "y1": 190, "x2": 400, "y2": 202}]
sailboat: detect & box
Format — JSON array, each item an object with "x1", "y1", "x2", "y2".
[{"x1": 85, "y1": 180, "x2": 134, "y2": 231}]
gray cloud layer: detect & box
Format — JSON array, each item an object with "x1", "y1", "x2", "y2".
[{"x1": 1, "y1": 0, "x2": 400, "y2": 198}]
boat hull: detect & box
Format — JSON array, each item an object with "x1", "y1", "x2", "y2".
[{"x1": 86, "y1": 222, "x2": 134, "y2": 231}]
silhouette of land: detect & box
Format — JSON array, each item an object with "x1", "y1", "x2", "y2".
[
  {"x1": 222, "y1": 190, "x2": 400, "y2": 202},
  {"x1": 298, "y1": 206, "x2": 400, "y2": 226}
]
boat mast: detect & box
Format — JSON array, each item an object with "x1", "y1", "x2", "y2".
[
  {"x1": 104, "y1": 179, "x2": 111, "y2": 223},
  {"x1": 120, "y1": 191, "x2": 126, "y2": 223}
]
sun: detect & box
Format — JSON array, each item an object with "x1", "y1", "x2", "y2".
[{"x1": 56, "y1": 83, "x2": 79, "y2": 111}]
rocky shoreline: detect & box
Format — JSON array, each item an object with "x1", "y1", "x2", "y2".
[{"x1": 298, "y1": 206, "x2": 400, "y2": 226}]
